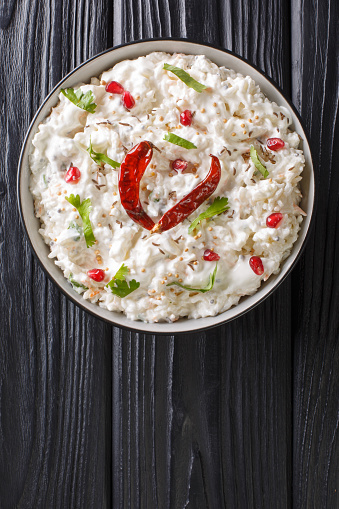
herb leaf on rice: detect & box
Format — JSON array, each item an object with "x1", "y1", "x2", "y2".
[
  {"x1": 163, "y1": 63, "x2": 207, "y2": 92},
  {"x1": 65, "y1": 194, "x2": 96, "y2": 248}
]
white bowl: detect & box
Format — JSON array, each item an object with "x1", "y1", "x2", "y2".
[{"x1": 17, "y1": 39, "x2": 315, "y2": 334}]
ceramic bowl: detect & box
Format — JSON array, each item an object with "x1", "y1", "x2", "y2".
[{"x1": 17, "y1": 39, "x2": 315, "y2": 333}]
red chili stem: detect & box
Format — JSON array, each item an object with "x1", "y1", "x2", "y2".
[
  {"x1": 119, "y1": 141, "x2": 155, "y2": 230},
  {"x1": 151, "y1": 155, "x2": 221, "y2": 233}
]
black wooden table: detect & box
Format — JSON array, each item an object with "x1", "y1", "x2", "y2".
[{"x1": 0, "y1": 0, "x2": 338, "y2": 507}]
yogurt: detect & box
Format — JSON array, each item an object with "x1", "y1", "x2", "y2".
[{"x1": 29, "y1": 52, "x2": 305, "y2": 322}]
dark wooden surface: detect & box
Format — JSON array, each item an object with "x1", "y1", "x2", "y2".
[{"x1": 0, "y1": 0, "x2": 338, "y2": 507}]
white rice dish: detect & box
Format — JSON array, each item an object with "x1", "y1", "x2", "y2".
[{"x1": 29, "y1": 52, "x2": 305, "y2": 323}]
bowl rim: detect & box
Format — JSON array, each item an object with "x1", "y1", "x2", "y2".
[{"x1": 17, "y1": 37, "x2": 316, "y2": 335}]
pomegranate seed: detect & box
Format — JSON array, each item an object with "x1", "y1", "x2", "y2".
[
  {"x1": 266, "y1": 212, "x2": 283, "y2": 228},
  {"x1": 87, "y1": 269, "x2": 105, "y2": 282},
  {"x1": 249, "y1": 256, "x2": 264, "y2": 276},
  {"x1": 172, "y1": 159, "x2": 188, "y2": 172},
  {"x1": 180, "y1": 110, "x2": 192, "y2": 126},
  {"x1": 122, "y1": 90, "x2": 135, "y2": 109},
  {"x1": 267, "y1": 138, "x2": 285, "y2": 151},
  {"x1": 105, "y1": 81, "x2": 124, "y2": 94},
  {"x1": 65, "y1": 166, "x2": 81, "y2": 184},
  {"x1": 203, "y1": 249, "x2": 220, "y2": 261}
]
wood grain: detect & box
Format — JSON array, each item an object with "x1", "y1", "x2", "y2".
[
  {"x1": 0, "y1": 1, "x2": 112, "y2": 507},
  {"x1": 291, "y1": 0, "x2": 339, "y2": 507},
  {"x1": 110, "y1": 1, "x2": 292, "y2": 508},
  {"x1": 0, "y1": 0, "x2": 16, "y2": 29},
  {"x1": 0, "y1": 0, "x2": 337, "y2": 507}
]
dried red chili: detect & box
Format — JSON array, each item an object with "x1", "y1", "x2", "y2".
[
  {"x1": 119, "y1": 141, "x2": 155, "y2": 230},
  {"x1": 119, "y1": 143, "x2": 221, "y2": 234},
  {"x1": 151, "y1": 155, "x2": 221, "y2": 233}
]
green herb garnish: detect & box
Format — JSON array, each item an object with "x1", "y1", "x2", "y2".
[
  {"x1": 163, "y1": 63, "x2": 207, "y2": 93},
  {"x1": 87, "y1": 138, "x2": 120, "y2": 168},
  {"x1": 42, "y1": 175, "x2": 48, "y2": 188},
  {"x1": 250, "y1": 146, "x2": 269, "y2": 178},
  {"x1": 68, "y1": 221, "x2": 82, "y2": 241},
  {"x1": 106, "y1": 263, "x2": 140, "y2": 298},
  {"x1": 114, "y1": 263, "x2": 129, "y2": 280},
  {"x1": 167, "y1": 263, "x2": 218, "y2": 293},
  {"x1": 188, "y1": 197, "x2": 230, "y2": 234},
  {"x1": 69, "y1": 273, "x2": 88, "y2": 291},
  {"x1": 163, "y1": 133, "x2": 197, "y2": 149},
  {"x1": 65, "y1": 194, "x2": 96, "y2": 248},
  {"x1": 61, "y1": 87, "x2": 97, "y2": 113}
]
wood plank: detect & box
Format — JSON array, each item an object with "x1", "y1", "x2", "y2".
[
  {"x1": 291, "y1": 0, "x2": 339, "y2": 506},
  {"x1": 0, "y1": 0, "x2": 15, "y2": 29},
  {"x1": 111, "y1": 1, "x2": 292, "y2": 507},
  {"x1": 0, "y1": 0, "x2": 112, "y2": 507}
]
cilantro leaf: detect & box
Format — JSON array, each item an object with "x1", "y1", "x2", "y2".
[
  {"x1": 68, "y1": 221, "x2": 82, "y2": 241},
  {"x1": 87, "y1": 139, "x2": 120, "y2": 168},
  {"x1": 106, "y1": 264, "x2": 140, "y2": 298},
  {"x1": 61, "y1": 87, "x2": 97, "y2": 113},
  {"x1": 114, "y1": 263, "x2": 129, "y2": 280},
  {"x1": 61, "y1": 87, "x2": 78, "y2": 104},
  {"x1": 68, "y1": 273, "x2": 88, "y2": 291},
  {"x1": 167, "y1": 263, "x2": 218, "y2": 293},
  {"x1": 188, "y1": 197, "x2": 230, "y2": 234},
  {"x1": 163, "y1": 133, "x2": 197, "y2": 149},
  {"x1": 163, "y1": 64, "x2": 207, "y2": 93},
  {"x1": 77, "y1": 91, "x2": 97, "y2": 113},
  {"x1": 250, "y1": 146, "x2": 269, "y2": 178},
  {"x1": 106, "y1": 278, "x2": 140, "y2": 298},
  {"x1": 65, "y1": 194, "x2": 96, "y2": 247}
]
